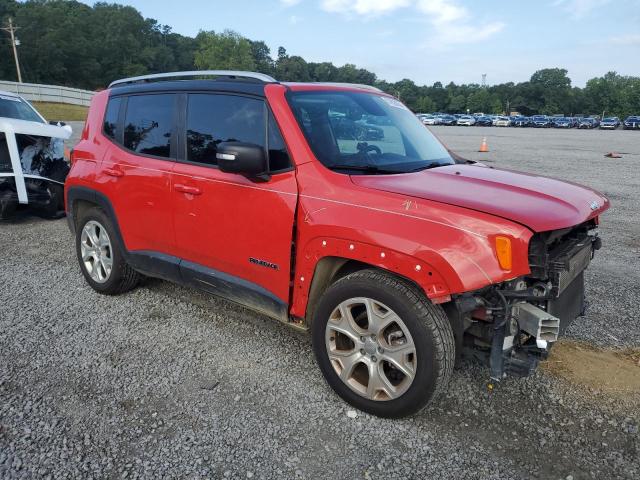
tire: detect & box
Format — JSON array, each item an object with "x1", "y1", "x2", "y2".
[
  {"x1": 75, "y1": 207, "x2": 141, "y2": 295},
  {"x1": 0, "y1": 191, "x2": 16, "y2": 219},
  {"x1": 39, "y1": 183, "x2": 65, "y2": 219},
  {"x1": 311, "y1": 269, "x2": 455, "y2": 418}
]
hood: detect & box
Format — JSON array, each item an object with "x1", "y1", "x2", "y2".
[{"x1": 350, "y1": 164, "x2": 609, "y2": 232}]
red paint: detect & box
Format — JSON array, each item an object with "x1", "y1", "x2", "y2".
[
  {"x1": 66, "y1": 83, "x2": 610, "y2": 321},
  {"x1": 351, "y1": 164, "x2": 609, "y2": 232}
]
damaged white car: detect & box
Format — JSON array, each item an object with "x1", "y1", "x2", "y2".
[{"x1": 0, "y1": 90, "x2": 72, "y2": 218}]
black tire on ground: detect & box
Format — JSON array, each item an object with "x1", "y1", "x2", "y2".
[
  {"x1": 311, "y1": 269, "x2": 455, "y2": 418},
  {"x1": 75, "y1": 207, "x2": 141, "y2": 295},
  {"x1": 0, "y1": 191, "x2": 16, "y2": 219},
  {"x1": 39, "y1": 183, "x2": 65, "y2": 219}
]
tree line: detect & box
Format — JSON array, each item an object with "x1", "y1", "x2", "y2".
[{"x1": 1, "y1": 0, "x2": 639, "y2": 118}]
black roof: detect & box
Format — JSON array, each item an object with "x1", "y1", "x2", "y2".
[{"x1": 109, "y1": 79, "x2": 268, "y2": 97}]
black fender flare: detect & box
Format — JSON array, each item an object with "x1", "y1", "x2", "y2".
[{"x1": 66, "y1": 186, "x2": 127, "y2": 256}]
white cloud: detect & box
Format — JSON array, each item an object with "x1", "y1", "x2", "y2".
[
  {"x1": 318, "y1": 0, "x2": 503, "y2": 45},
  {"x1": 553, "y1": 0, "x2": 611, "y2": 18},
  {"x1": 608, "y1": 33, "x2": 640, "y2": 45},
  {"x1": 321, "y1": 0, "x2": 411, "y2": 16},
  {"x1": 289, "y1": 14, "x2": 301, "y2": 24},
  {"x1": 417, "y1": 0, "x2": 504, "y2": 46},
  {"x1": 416, "y1": 0, "x2": 467, "y2": 25}
]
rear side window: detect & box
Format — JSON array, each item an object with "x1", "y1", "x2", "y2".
[
  {"x1": 186, "y1": 94, "x2": 264, "y2": 166},
  {"x1": 103, "y1": 97, "x2": 121, "y2": 140},
  {"x1": 124, "y1": 94, "x2": 175, "y2": 158}
]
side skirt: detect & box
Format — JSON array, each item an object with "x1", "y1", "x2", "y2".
[{"x1": 127, "y1": 251, "x2": 290, "y2": 324}]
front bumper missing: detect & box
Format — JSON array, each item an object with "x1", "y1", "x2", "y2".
[{"x1": 457, "y1": 233, "x2": 595, "y2": 381}]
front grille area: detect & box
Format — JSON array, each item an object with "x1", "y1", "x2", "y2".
[
  {"x1": 528, "y1": 221, "x2": 597, "y2": 297},
  {"x1": 548, "y1": 271, "x2": 585, "y2": 334}
]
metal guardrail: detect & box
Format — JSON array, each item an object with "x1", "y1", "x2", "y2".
[{"x1": 0, "y1": 80, "x2": 94, "y2": 106}]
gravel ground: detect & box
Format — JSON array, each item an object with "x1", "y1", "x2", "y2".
[{"x1": 1, "y1": 125, "x2": 639, "y2": 479}]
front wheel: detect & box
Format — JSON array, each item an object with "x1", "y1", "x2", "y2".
[{"x1": 312, "y1": 269, "x2": 455, "y2": 418}]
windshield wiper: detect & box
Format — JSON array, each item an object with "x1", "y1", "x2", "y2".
[
  {"x1": 405, "y1": 161, "x2": 452, "y2": 172},
  {"x1": 328, "y1": 164, "x2": 404, "y2": 174},
  {"x1": 329, "y1": 161, "x2": 453, "y2": 174}
]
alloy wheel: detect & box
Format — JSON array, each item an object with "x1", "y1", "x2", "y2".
[
  {"x1": 325, "y1": 297, "x2": 417, "y2": 401},
  {"x1": 80, "y1": 220, "x2": 113, "y2": 283}
]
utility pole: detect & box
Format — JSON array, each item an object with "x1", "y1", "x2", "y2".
[{"x1": 1, "y1": 18, "x2": 23, "y2": 83}]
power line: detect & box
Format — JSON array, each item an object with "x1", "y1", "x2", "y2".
[{"x1": 1, "y1": 18, "x2": 23, "y2": 82}]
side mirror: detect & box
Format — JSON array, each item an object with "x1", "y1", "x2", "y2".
[
  {"x1": 49, "y1": 120, "x2": 73, "y2": 136},
  {"x1": 217, "y1": 142, "x2": 269, "y2": 181}
]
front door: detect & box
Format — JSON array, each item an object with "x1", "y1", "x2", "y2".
[{"x1": 171, "y1": 92, "x2": 297, "y2": 313}]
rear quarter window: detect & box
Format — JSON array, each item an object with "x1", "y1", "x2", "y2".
[
  {"x1": 103, "y1": 97, "x2": 121, "y2": 141},
  {"x1": 123, "y1": 94, "x2": 176, "y2": 159}
]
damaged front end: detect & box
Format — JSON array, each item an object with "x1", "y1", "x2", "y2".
[
  {"x1": 0, "y1": 118, "x2": 72, "y2": 218},
  {"x1": 452, "y1": 220, "x2": 601, "y2": 380}
]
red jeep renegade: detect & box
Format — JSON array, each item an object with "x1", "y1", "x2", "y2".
[{"x1": 65, "y1": 71, "x2": 609, "y2": 418}]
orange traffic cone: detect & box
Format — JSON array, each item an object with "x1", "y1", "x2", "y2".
[{"x1": 479, "y1": 137, "x2": 489, "y2": 153}]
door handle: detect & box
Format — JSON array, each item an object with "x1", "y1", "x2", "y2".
[
  {"x1": 104, "y1": 167, "x2": 124, "y2": 178},
  {"x1": 174, "y1": 184, "x2": 202, "y2": 196}
]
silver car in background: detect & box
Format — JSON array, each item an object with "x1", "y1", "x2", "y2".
[{"x1": 456, "y1": 115, "x2": 476, "y2": 126}]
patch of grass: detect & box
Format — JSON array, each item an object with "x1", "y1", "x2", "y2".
[{"x1": 31, "y1": 101, "x2": 88, "y2": 122}]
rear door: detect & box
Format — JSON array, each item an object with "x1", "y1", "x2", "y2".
[
  {"x1": 100, "y1": 93, "x2": 177, "y2": 255},
  {"x1": 171, "y1": 92, "x2": 298, "y2": 309}
]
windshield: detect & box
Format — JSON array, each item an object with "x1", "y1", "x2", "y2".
[
  {"x1": 288, "y1": 91, "x2": 453, "y2": 174},
  {"x1": 603, "y1": 117, "x2": 617, "y2": 121},
  {"x1": 0, "y1": 95, "x2": 44, "y2": 123}
]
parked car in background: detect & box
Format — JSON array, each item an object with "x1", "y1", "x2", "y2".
[
  {"x1": 422, "y1": 115, "x2": 442, "y2": 126},
  {"x1": 494, "y1": 116, "x2": 512, "y2": 127},
  {"x1": 623, "y1": 115, "x2": 640, "y2": 130},
  {"x1": 65, "y1": 70, "x2": 610, "y2": 418},
  {"x1": 456, "y1": 115, "x2": 476, "y2": 126},
  {"x1": 439, "y1": 114, "x2": 457, "y2": 126},
  {"x1": 553, "y1": 117, "x2": 573, "y2": 128},
  {"x1": 0, "y1": 90, "x2": 72, "y2": 218},
  {"x1": 578, "y1": 118, "x2": 599, "y2": 129},
  {"x1": 599, "y1": 117, "x2": 620, "y2": 130},
  {"x1": 531, "y1": 115, "x2": 552, "y2": 127},
  {"x1": 512, "y1": 116, "x2": 530, "y2": 127},
  {"x1": 475, "y1": 116, "x2": 494, "y2": 126}
]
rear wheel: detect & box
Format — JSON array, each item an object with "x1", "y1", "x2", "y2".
[
  {"x1": 312, "y1": 269, "x2": 455, "y2": 418},
  {"x1": 75, "y1": 208, "x2": 141, "y2": 295}
]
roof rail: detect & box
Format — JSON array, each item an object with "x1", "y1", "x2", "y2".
[
  {"x1": 109, "y1": 70, "x2": 277, "y2": 88},
  {"x1": 308, "y1": 82, "x2": 383, "y2": 93}
]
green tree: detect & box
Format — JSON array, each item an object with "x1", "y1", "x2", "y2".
[
  {"x1": 194, "y1": 30, "x2": 255, "y2": 71},
  {"x1": 415, "y1": 96, "x2": 435, "y2": 113},
  {"x1": 447, "y1": 93, "x2": 467, "y2": 113},
  {"x1": 529, "y1": 68, "x2": 572, "y2": 114},
  {"x1": 250, "y1": 40, "x2": 274, "y2": 75},
  {"x1": 276, "y1": 55, "x2": 310, "y2": 81}
]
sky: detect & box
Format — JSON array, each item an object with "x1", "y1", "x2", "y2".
[{"x1": 84, "y1": 0, "x2": 639, "y2": 87}]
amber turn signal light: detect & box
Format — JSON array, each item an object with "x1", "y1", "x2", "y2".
[{"x1": 495, "y1": 236, "x2": 512, "y2": 270}]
